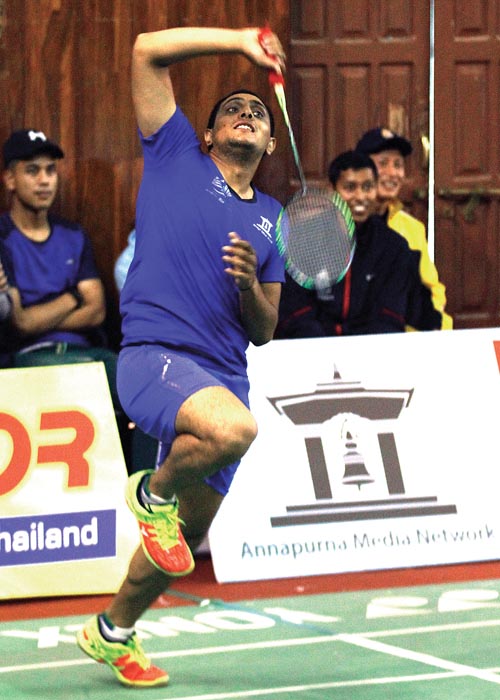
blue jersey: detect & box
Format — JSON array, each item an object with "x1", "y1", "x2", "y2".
[
  {"x1": 0, "y1": 213, "x2": 100, "y2": 349},
  {"x1": 120, "y1": 107, "x2": 284, "y2": 375}
]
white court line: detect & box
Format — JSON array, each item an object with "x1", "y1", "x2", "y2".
[
  {"x1": 121, "y1": 668, "x2": 500, "y2": 700},
  {"x1": 0, "y1": 636, "x2": 336, "y2": 674},
  {"x1": 365, "y1": 617, "x2": 500, "y2": 638},
  {"x1": 338, "y1": 633, "x2": 500, "y2": 685},
  {"x1": 2, "y1": 617, "x2": 500, "y2": 676}
]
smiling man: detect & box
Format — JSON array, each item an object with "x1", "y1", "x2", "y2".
[
  {"x1": 332, "y1": 151, "x2": 379, "y2": 226},
  {"x1": 276, "y1": 150, "x2": 440, "y2": 338},
  {"x1": 355, "y1": 127, "x2": 452, "y2": 330},
  {"x1": 77, "y1": 26, "x2": 286, "y2": 688}
]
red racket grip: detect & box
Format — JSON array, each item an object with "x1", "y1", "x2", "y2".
[{"x1": 258, "y1": 26, "x2": 285, "y2": 87}]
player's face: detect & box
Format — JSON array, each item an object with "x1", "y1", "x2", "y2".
[
  {"x1": 334, "y1": 167, "x2": 378, "y2": 224},
  {"x1": 209, "y1": 94, "x2": 274, "y2": 156},
  {"x1": 4, "y1": 155, "x2": 59, "y2": 212},
  {"x1": 369, "y1": 149, "x2": 405, "y2": 203}
]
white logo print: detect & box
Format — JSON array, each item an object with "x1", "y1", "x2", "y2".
[
  {"x1": 161, "y1": 357, "x2": 172, "y2": 381},
  {"x1": 28, "y1": 130, "x2": 48, "y2": 142},
  {"x1": 207, "y1": 176, "x2": 233, "y2": 203},
  {"x1": 253, "y1": 216, "x2": 274, "y2": 242}
]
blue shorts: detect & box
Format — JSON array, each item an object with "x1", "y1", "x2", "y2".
[{"x1": 117, "y1": 345, "x2": 250, "y2": 495}]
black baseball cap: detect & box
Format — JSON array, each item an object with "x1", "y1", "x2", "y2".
[
  {"x1": 3, "y1": 129, "x2": 64, "y2": 168},
  {"x1": 355, "y1": 127, "x2": 412, "y2": 157}
]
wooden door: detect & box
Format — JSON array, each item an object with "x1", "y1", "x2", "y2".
[
  {"x1": 289, "y1": 1, "x2": 430, "y2": 201},
  {"x1": 434, "y1": 0, "x2": 500, "y2": 328},
  {"x1": 289, "y1": 0, "x2": 500, "y2": 329}
]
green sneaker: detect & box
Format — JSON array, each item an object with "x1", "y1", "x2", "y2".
[
  {"x1": 77, "y1": 615, "x2": 169, "y2": 687},
  {"x1": 125, "y1": 469, "x2": 194, "y2": 576}
]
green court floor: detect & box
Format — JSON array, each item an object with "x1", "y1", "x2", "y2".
[{"x1": 2, "y1": 578, "x2": 500, "y2": 699}]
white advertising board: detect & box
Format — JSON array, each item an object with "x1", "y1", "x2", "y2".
[
  {"x1": 0, "y1": 363, "x2": 139, "y2": 599},
  {"x1": 209, "y1": 329, "x2": 500, "y2": 582}
]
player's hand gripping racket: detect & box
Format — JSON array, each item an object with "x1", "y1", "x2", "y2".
[{"x1": 258, "y1": 27, "x2": 356, "y2": 290}]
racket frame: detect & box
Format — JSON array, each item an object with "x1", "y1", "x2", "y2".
[{"x1": 276, "y1": 189, "x2": 356, "y2": 290}]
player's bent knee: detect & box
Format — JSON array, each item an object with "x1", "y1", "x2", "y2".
[
  {"x1": 216, "y1": 414, "x2": 257, "y2": 461},
  {"x1": 238, "y1": 414, "x2": 258, "y2": 449}
]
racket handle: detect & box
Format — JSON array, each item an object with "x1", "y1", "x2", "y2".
[
  {"x1": 258, "y1": 25, "x2": 285, "y2": 87},
  {"x1": 268, "y1": 71, "x2": 285, "y2": 87}
]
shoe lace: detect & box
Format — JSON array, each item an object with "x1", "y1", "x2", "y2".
[
  {"x1": 150, "y1": 507, "x2": 184, "y2": 550},
  {"x1": 116, "y1": 636, "x2": 151, "y2": 671},
  {"x1": 90, "y1": 624, "x2": 149, "y2": 669}
]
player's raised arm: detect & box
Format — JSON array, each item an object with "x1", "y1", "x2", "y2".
[{"x1": 132, "y1": 27, "x2": 285, "y2": 137}]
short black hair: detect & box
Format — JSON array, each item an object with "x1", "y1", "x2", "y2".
[
  {"x1": 206, "y1": 89, "x2": 275, "y2": 136},
  {"x1": 328, "y1": 150, "x2": 378, "y2": 186}
]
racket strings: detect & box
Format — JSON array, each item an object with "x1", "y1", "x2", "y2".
[{"x1": 279, "y1": 190, "x2": 356, "y2": 289}]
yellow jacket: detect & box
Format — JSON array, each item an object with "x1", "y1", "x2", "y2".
[{"x1": 387, "y1": 200, "x2": 453, "y2": 330}]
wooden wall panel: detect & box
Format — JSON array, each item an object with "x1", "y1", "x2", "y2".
[
  {"x1": 435, "y1": 0, "x2": 500, "y2": 328},
  {"x1": 336, "y1": 65, "x2": 371, "y2": 156},
  {"x1": 379, "y1": 0, "x2": 414, "y2": 36},
  {"x1": 337, "y1": 2, "x2": 371, "y2": 37},
  {"x1": 454, "y1": 64, "x2": 488, "y2": 177},
  {"x1": 0, "y1": 0, "x2": 289, "y2": 345},
  {"x1": 379, "y1": 64, "x2": 413, "y2": 138},
  {"x1": 454, "y1": 1, "x2": 488, "y2": 34},
  {"x1": 291, "y1": 1, "x2": 326, "y2": 37},
  {"x1": 290, "y1": 0, "x2": 429, "y2": 198},
  {"x1": 461, "y1": 207, "x2": 490, "y2": 310},
  {"x1": 294, "y1": 67, "x2": 326, "y2": 181}
]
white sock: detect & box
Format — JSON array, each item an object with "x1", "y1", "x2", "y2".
[
  {"x1": 99, "y1": 614, "x2": 134, "y2": 643},
  {"x1": 140, "y1": 475, "x2": 176, "y2": 506}
]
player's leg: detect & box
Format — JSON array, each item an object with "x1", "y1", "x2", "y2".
[
  {"x1": 77, "y1": 481, "x2": 224, "y2": 687},
  {"x1": 126, "y1": 384, "x2": 254, "y2": 576},
  {"x1": 108, "y1": 480, "x2": 223, "y2": 625},
  {"x1": 118, "y1": 346, "x2": 255, "y2": 576}
]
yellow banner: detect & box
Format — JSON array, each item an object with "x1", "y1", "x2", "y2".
[{"x1": 0, "y1": 363, "x2": 139, "y2": 599}]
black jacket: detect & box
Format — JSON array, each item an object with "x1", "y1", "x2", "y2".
[{"x1": 275, "y1": 214, "x2": 441, "y2": 338}]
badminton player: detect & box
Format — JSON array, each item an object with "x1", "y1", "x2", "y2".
[{"x1": 77, "y1": 25, "x2": 285, "y2": 687}]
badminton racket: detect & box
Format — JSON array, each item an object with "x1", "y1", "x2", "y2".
[{"x1": 258, "y1": 27, "x2": 356, "y2": 290}]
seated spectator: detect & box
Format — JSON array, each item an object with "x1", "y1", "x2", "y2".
[
  {"x1": 276, "y1": 150, "x2": 440, "y2": 338},
  {"x1": 355, "y1": 127, "x2": 452, "y2": 330},
  {"x1": 0, "y1": 128, "x2": 134, "y2": 470}
]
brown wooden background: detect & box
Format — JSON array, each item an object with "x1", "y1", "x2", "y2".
[{"x1": 1, "y1": 1, "x2": 500, "y2": 345}]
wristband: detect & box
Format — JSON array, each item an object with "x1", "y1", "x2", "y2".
[{"x1": 68, "y1": 286, "x2": 84, "y2": 309}]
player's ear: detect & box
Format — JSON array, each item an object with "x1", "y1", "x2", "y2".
[
  {"x1": 204, "y1": 129, "x2": 213, "y2": 151},
  {"x1": 265, "y1": 137, "x2": 277, "y2": 156}
]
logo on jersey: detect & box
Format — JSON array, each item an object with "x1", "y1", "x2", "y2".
[
  {"x1": 207, "y1": 176, "x2": 233, "y2": 204},
  {"x1": 253, "y1": 216, "x2": 274, "y2": 243}
]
